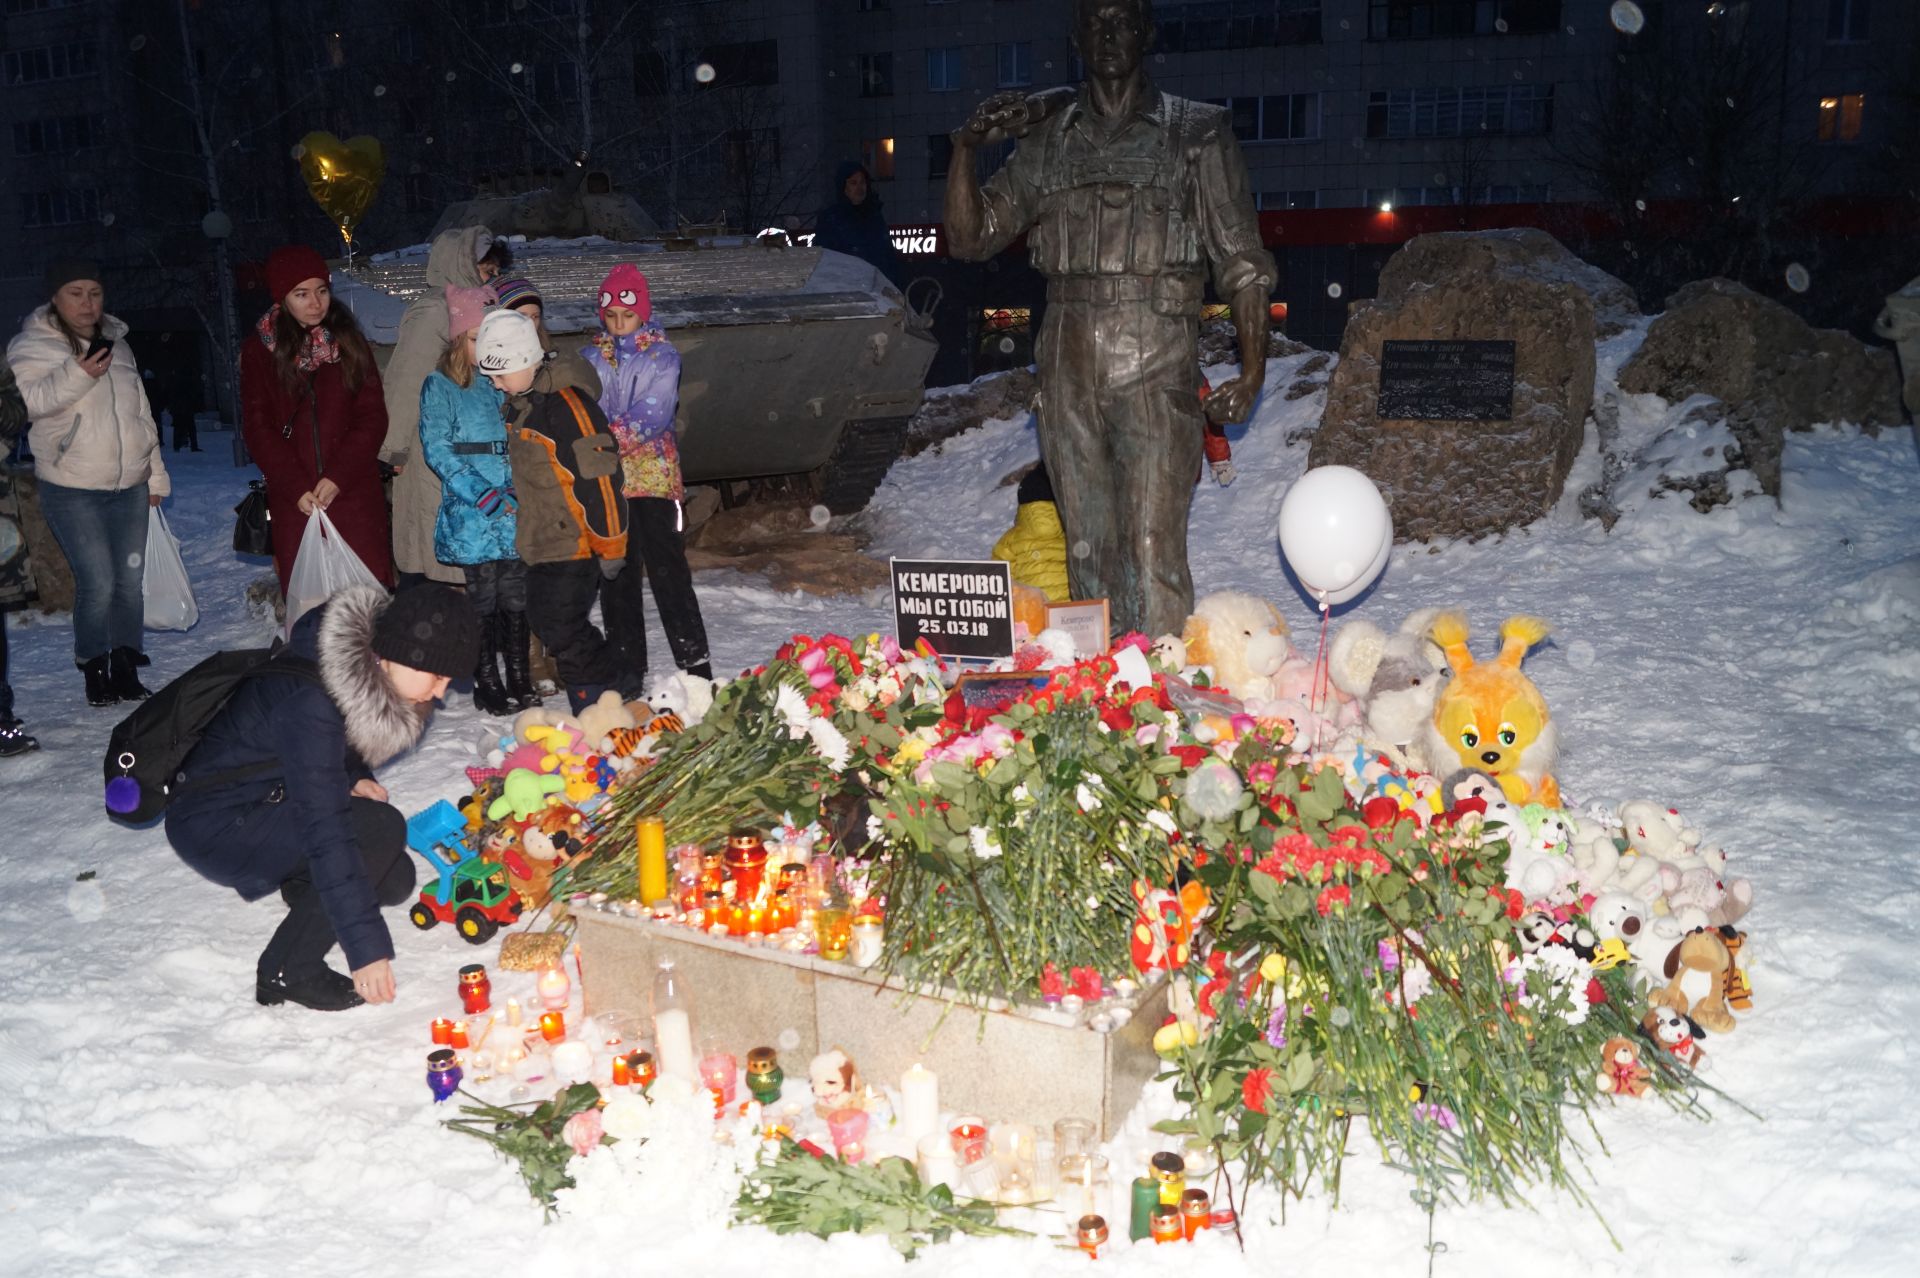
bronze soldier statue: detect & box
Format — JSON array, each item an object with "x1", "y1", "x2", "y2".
[{"x1": 945, "y1": 0, "x2": 1276, "y2": 639}]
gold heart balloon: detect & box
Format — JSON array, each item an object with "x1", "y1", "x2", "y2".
[{"x1": 296, "y1": 131, "x2": 386, "y2": 246}]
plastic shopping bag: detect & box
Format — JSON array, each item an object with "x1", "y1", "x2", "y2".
[
  {"x1": 283, "y1": 508, "x2": 381, "y2": 636},
  {"x1": 142, "y1": 506, "x2": 199, "y2": 631}
]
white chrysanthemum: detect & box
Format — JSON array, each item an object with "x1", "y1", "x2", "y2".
[
  {"x1": 1011, "y1": 783, "x2": 1030, "y2": 803},
  {"x1": 1145, "y1": 809, "x2": 1178, "y2": 836},
  {"x1": 1183, "y1": 760, "x2": 1245, "y2": 822},
  {"x1": 773, "y1": 683, "x2": 812, "y2": 738},
  {"x1": 1076, "y1": 783, "x2": 1102, "y2": 811},
  {"x1": 1511, "y1": 947, "x2": 1591, "y2": 1027},
  {"x1": 807, "y1": 717, "x2": 852, "y2": 771},
  {"x1": 969, "y1": 826, "x2": 1003, "y2": 860}
]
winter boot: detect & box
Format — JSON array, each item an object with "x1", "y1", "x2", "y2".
[
  {"x1": 471, "y1": 614, "x2": 514, "y2": 716},
  {"x1": 107, "y1": 647, "x2": 152, "y2": 701},
  {"x1": 0, "y1": 717, "x2": 37, "y2": 757},
  {"x1": 256, "y1": 966, "x2": 365, "y2": 1011},
  {"x1": 684, "y1": 660, "x2": 714, "y2": 681},
  {"x1": 80, "y1": 655, "x2": 117, "y2": 707},
  {"x1": 500, "y1": 610, "x2": 541, "y2": 710}
]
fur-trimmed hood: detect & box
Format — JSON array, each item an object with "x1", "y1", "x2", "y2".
[{"x1": 316, "y1": 586, "x2": 432, "y2": 767}]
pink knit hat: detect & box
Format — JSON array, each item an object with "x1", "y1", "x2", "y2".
[
  {"x1": 596, "y1": 263, "x2": 651, "y2": 325},
  {"x1": 445, "y1": 283, "x2": 497, "y2": 339}
]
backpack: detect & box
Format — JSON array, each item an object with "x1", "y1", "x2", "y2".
[{"x1": 103, "y1": 649, "x2": 321, "y2": 825}]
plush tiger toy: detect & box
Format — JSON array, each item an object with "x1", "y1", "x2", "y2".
[{"x1": 602, "y1": 712, "x2": 684, "y2": 760}]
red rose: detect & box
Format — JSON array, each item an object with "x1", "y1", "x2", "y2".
[
  {"x1": 1170, "y1": 745, "x2": 1209, "y2": 770},
  {"x1": 1362, "y1": 796, "x2": 1401, "y2": 829},
  {"x1": 1242, "y1": 1066, "x2": 1276, "y2": 1115}
]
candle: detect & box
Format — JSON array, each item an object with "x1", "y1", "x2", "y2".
[
  {"x1": 653, "y1": 1008, "x2": 696, "y2": 1082},
  {"x1": 627, "y1": 1049, "x2": 656, "y2": 1090},
  {"x1": 949, "y1": 1116, "x2": 989, "y2": 1165},
  {"x1": 539, "y1": 1010, "x2": 566, "y2": 1042},
  {"x1": 699, "y1": 1051, "x2": 738, "y2": 1107},
  {"x1": 917, "y1": 1134, "x2": 958, "y2": 1189},
  {"x1": 1150, "y1": 1151, "x2": 1186, "y2": 1207},
  {"x1": 449, "y1": 1020, "x2": 470, "y2": 1049},
  {"x1": 537, "y1": 964, "x2": 571, "y2": 1012},
  {"x1": 505, "y1": 998, "x2": 523, "y2": 1028},
  {"x1": 1077, "y1": 1215, "x2": 1109, "y2": 1259},
  {"x1": 1129, "y1": 1176, "x2": 1158, "y2": 1242},
  {"x1": 746, "y1": 1046, "x2": 784, "y2": 1105},
  {"x1": 1150, "y1": 1204, "x2": 1182, "y2": 1244},
  {"x1": 827, "y1": 1107, "x2": 869, "y2": 1162},
  {"x1": 724, "y1": 830, "x2": 769, "y2": 902},
  {"x1": 636, "y1": 817, "x2": 670, "y2": 906},
  {"x1": 612, "y1": 1054, "x2": 632, "y2": 1087},
  {"x1": 899, "y1": 1063, "x2": 940, "y2": 1148},
  {"x1": 430, "y1": 1018, "x2": 454, "y2": 1046},
  {"x1": 814, "y1": 906, "x2": 852, "y2": 960},
  {"x1": 458, "y1": 964, "x2": 491, "y2": 1014},
  {"x1": 849, "y1": 916, "x2": 884, "y2": 968},
  {"x1": 1180, "y1": 1188, "x2": 1212, "y2": 1240},
  {"x1": 425, "y1": 1048, "x2": 462, "y2": 1103},
  {"x1": 551, "y1": 1040, "x2": 594, "y2": 1085}
]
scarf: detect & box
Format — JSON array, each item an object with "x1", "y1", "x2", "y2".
[{"x1": 256, "y1": 304, "x2": 341, "y2": 374}]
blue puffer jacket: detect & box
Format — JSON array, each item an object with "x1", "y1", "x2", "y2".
[
  {"x1": 418, "y1": 370, "x2": 516, "y2": 566},
  {"x1": 165, "y1": 587, "x2": 430, "y2": 972}
]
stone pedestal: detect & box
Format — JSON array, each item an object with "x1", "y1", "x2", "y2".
[{"x1": 575, "y1": 910, "x2": 1166, "y2": 1138}]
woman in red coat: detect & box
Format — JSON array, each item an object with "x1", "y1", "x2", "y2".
[{"x1": 242, "y1": 245, "x2": 394, "y2": 591}]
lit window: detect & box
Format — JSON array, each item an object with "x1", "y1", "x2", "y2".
[
  {"x1": 861, "y1": 137, "x2": 896, "y2": 180},
  {"x1": 1816, "y1": 93, "x2": 1864, "y2": 142}
]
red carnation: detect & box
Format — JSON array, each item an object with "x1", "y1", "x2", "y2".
[
  {"x1": 1242, "y1": 1066, "x2": 1276, "y2": 1115},
  {"x1": 1362, "y1": 796, "x2": 1401, "y2": 829}
]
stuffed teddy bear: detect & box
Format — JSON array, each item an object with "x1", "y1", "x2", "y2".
[
  {"x1": 1617, "y1": 800, "x2": 1704, "y2": 869},
  {"x1": 1421, "y1": 613, "x2": 1561, "y2": 808},
  {"x1": 1569, "y1": 813, "x2": 1663, "y2": 901},
  {"x1": 1661, "y1": 856, "x2": 1755, "y2": 930},
  {"x1": 1596, "y1": 1036, "x2": 1653, "y2": 1097},
  {"x1": 1586, "y1": 889, "x2": 1651, "y2": 975},
  {"x1": 1492, "y1": 804, "x2": 1581, "y2": 906},
  {"x1": 573, "y1": 689, "x2": 635, "y2": 749},
  {"x1": 1327, "y1": 608, "x2": 1448, "y2": 771},
  {"x1": 1180, "y1": 591, "x2": 1294, "y2": 703}
]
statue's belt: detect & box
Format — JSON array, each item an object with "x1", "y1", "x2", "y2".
[{"x1": 1046, "y1": 274, "x2": 1204, "y2": 311}]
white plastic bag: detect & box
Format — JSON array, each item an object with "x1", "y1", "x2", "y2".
[
  {"x1": 283, "y1": 508, "x2": 381, "y2": 635},
  {"x1": 142, "y1": 506, "x2": 198, "y2": 631}
]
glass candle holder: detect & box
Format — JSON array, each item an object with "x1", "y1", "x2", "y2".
[
  {"x1": 699, "y1": 1051, "x2": 738, "y2": 1107},
  {"x1": 827, "y1": 1106, "x2": 869, "y2": 1161},
  {"x1": 626, "y1": 1049, "x2": 656, "y2": 1091},
  {"x1": 745, "y1": 1046, "x2": 783, "y2": 1105},
  {"x1": 814, "y1": 906, "x2": 852, "y2": 961},
  {"x1": 539, "y1": 1010, "x2": 566, "y2": 1042},
  {"x1": 1150, "y1": 1150, "x2": 1186, "y2": 1206},
  {"x1": 468, "y1": 1050, "x2": 493, "y2": 1083},
  {"x1": 724, "y1": 830, "x2": 770, "y2": 902},
  {"x1": 1058, "y1": 1153, "x2": 1110, "y2": 1220},
  {"x1": 1180, "y1": 1187, "x2": 1212, "y2": 1239},
  {"x1": 426, "y1": 1048, "x2": 462, "y2": 1103},
  {"x1": 457, "y1": 963, "x2": 490, "y2": 1014},
  {"x1": 949, "y1": 1116, "x2": 989, "y2": 1165},
  {"x1": 537, "y1": 963, "x2": 571, "y2": 1012},
  {"x1": 1077, "y1": 1214, "x2": 1109, "y2": 1258},
  {"x1": 849, "y1": 915, "x2": 884, "y2": 968},
  {"x1": 1053, "y1": 1116, "x2": 1096, "y2": 1159},
  {"x1": 917, "y1": 1133, "x2": 959, "y2": 1189},
  {"x1": 1150, "y1": 1204, "x2": 1182, "y2": 1244}
]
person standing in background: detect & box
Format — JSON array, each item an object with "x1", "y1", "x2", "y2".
[
  {"x1": 5, "y1": 260, "x2": 169, "y2": 707},
  {"x1": 240, "y1": 245, "x2": 394, "y2": 595},
  {"x1": 378, "y1": 226, "x2": 500, "y2": 590},
  {"x1": 169, "y1": 357, "x2": 203, "y2": 452},
  {"x1": 583, "y1": 264, "x2": 711, "y2": 690},
  {"x1": 493, "y1": 277, "x2": 600, "y2": 399},
  {"x1": 814, "y1": 160, "x2": 907, "y2": 288},
  {"x1": 0, "y1": 356, "x2": 38, "y2": 756}
]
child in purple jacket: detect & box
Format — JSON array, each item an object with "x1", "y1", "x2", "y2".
[{"x1": 583, "y1": 264, "x2": 711, "y2": 687}]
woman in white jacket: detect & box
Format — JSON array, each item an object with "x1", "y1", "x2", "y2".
[{"x1": 5, "y1": 260, "x2": 170, "y2": 706}]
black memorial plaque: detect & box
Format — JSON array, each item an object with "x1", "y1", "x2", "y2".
[
  {"x1": 890, "y1": 558, "x2": 1015, "y2": 662},
  {"x1": 1376, "y1": 340, "x2": 1516, "y2": 421}
]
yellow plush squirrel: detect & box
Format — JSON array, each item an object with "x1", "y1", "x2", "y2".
[{"x1": 1421, "y1": 612, "x2": 1561, "y2": 808}]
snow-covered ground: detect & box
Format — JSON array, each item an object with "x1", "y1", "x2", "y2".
[{"x1": 3, "y1": 332, "x2": 1917, "y2": 1277}]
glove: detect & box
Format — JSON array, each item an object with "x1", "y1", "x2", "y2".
[
  {"x1": 1209, "y1": 458, "x2": 1237, "y2": 488},
  {"x1": 599, "y1": 557, "x2": 626, "y2": 581},
  {"x1": 476, "y1": 488, "x2": 518, "y2": 517},
  {"x1": 574, "y1": 433, "x2": 621, "y2": 481}
]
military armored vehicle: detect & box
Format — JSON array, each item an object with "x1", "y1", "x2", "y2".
[{"x1": 338, "y1": 174, "x2": 937, "y2": 513}]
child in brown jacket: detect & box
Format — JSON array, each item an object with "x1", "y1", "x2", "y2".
[{"x1": 474, "y1": 310, "x2": 633, "y2": 713}]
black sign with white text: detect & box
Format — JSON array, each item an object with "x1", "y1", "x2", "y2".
[
  {"x1": 1376, "y1": 340, "x2": 1517, "y2": 421},
  {"x1": 890, "y1": 559, "x2": 1015, "y2": 661}
]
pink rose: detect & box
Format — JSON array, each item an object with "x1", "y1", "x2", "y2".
[{"x1": 562, "y1": 1108, "x2": 605, "y2": 1158}]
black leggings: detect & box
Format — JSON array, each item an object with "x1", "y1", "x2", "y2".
[{"x1": 258, "y1": 797, "x2": 415, "y2": 980}]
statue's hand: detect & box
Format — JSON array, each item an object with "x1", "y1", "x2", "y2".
[
  {"x1": 956, "y1": 90, "x2": 1047, "y2": 148},
  {"x1": 1205, "y1": 369, "x2": 1265, "y2": 426}
]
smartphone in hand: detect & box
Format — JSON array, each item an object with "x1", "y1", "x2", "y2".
[{"x1": 84, "y1": 334, "x2": 114, "y2": 361}]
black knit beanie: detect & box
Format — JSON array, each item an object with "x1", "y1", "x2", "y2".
[
  {"x1": 44, "y1": 258, "x2": 101, "y2": 295},
  {"x1": 371, "y1": 584, "x2": 479, "y2": 678}
]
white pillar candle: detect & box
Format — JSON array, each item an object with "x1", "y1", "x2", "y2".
[
  {"x1": 900, "y1": 1062, "x2": 940, "y2": 1148},
  {"x1": 917, "y1": 1134, "x2": 958, "y2": 1190},
  {"x1": 551, "y1": 1040, "x2": 594, "y2": 1085},
  {"x1": 653, "y1": 1007, "x2": 697, "y2": 1082},
  {"x1": 505, "y1": 998, "x2": 523, "y2": 1028}
]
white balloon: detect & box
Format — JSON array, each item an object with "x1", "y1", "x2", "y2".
[
  {"x1": 1320, "y1": 530, "x2": 1393, "y2": 605},
  {"x1": 1277, "y1": 465, "x2": 1393, "y2": 601}
]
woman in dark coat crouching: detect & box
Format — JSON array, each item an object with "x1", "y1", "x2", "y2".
[{"x1": 166, "y1": 584, "x2": 477, "y2": 1011}]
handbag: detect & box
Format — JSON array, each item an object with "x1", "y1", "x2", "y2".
[{"x1": 232, "y1": 480, "x2": 272, "y2": 556}]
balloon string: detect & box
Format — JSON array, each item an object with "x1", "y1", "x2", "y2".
[{"x1": 1307, "y1": 597, "x2": 1332, "y2": 755}]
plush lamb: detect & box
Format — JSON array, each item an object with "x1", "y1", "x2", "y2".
[{"x1": 1327, "y1": 608, "x2": 1448, "y2": 771}]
